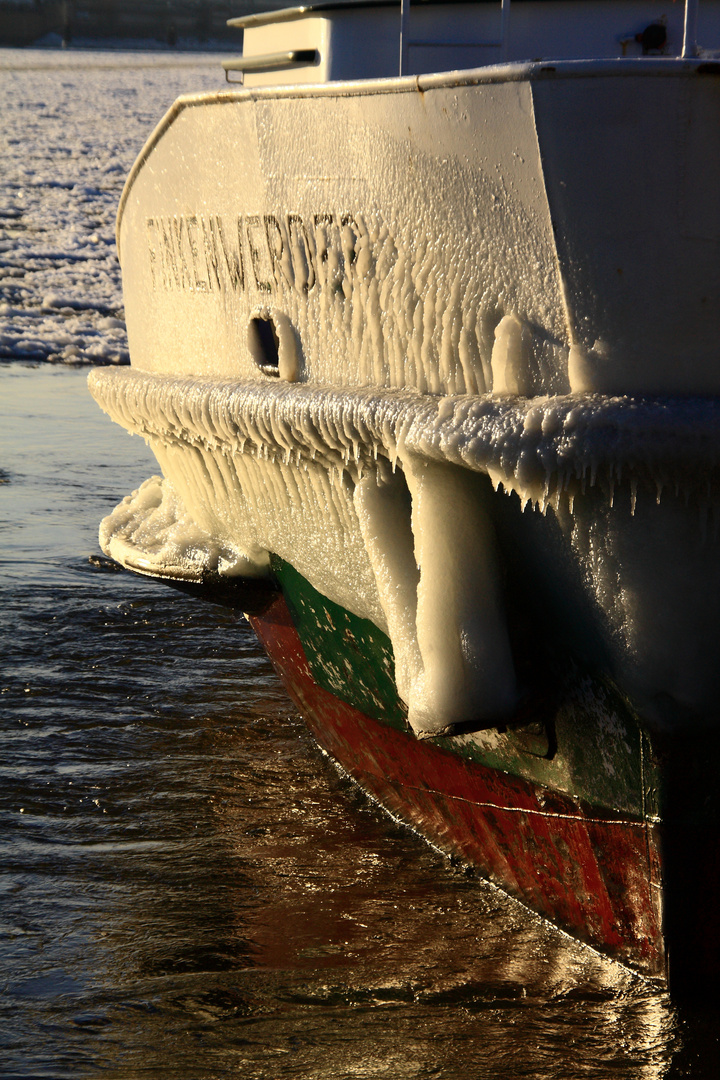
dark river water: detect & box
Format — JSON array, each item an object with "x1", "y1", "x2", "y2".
[{"x1": 1, "y1": 48, "x2": 720, "y2": 1080}]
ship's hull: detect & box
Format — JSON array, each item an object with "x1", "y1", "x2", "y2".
[
  {"x1": 250, "y1": 567, "x2": 664, "y2": 981},
  {"x1": 116, "y1": 59, "x2": 720, "y2": 398},
  {"x1": 91, "y1": 59, "x2": 720, "y2": 989},
  {"x1": 250, "y1": 563, "x2": 720, "y2": 990}
]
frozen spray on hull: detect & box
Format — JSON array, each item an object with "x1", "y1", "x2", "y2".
[
  {"x1": 91, "y1": 56, "x2": 720, "y2": 985},
  {"x1": 90, "y1": 365, "x2": 720, "y2": 738}
]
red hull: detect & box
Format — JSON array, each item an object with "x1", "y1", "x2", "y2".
[{"x1": 251, "y1": 596, "x2": 664, "y2": 979}]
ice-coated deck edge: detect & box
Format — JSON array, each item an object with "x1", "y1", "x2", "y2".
[{"x1": 88, "y1": 366, "x2": 720, "y2": 509}]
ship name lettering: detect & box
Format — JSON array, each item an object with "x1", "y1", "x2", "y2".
[{"x1": 146, "y1": 212, "x2": 361, "y2": 297}]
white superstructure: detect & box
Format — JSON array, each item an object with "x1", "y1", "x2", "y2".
[{"x1": 225, "y1": 0, "x2": 720, "y2": 86}]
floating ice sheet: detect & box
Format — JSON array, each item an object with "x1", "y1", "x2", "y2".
[{"x1": 0, "y1": 50, "x2": 224, "y2": 364}]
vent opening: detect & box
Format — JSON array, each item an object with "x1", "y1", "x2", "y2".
[
  {"x1": 249, "y1": 314, "x2": 280, "y2": 376},
  {"x1": 248, "y1": 308, "x2": 300, "y2": 381}
]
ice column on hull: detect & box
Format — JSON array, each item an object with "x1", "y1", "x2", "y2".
[
  {"x1": 356, "y1": 454, "x2": 519, "y2": 737},
  {"x1": 490, "y1": 314, "x2": 533, "y2": 396},
  {"x1": 403, "y1": 456, "x2": 519, "y2": 736},
  {"x1": 354, "y1": 465, "x2": 422, "y2": 706}
]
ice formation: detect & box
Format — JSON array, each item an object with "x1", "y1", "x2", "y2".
[
  {"x1": 353, "y1": 465, "x2": 421, "y2": 704},
  {"x1": 355, "y1": 458, "x2": 518, "y2": 733},
  {"x1": 90, "y1": 366, "x2": 720, "y2": 733},
  {"x1": 100, "y1": 474, "x2": 269, "y2": 582},
  {"x1": 89, "y1": 367, "x2": 720, "y2": 517},
  {"x1": 118, "y1": 80, "x2": 572, "y2": 398},
  {"x1": 490, "y1": 314, "x2": 533, "y2": 396},
  {"x1": 87, "y1": 45, "x2": 720, "y2": 734},
  {"x1": 402, "y1": 454, "x2": 518, "y2": 732},
  {"x1": 117, "y1": 70, "x2": 720, "y2": 409}
]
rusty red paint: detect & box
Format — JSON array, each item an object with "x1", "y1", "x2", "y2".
[{"x1": 250, "y1": 595, "x2": 665, "y2": 978}]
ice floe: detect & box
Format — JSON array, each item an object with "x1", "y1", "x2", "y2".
[{"x1": 0, "y1": 48, "x2": 225, "y2": 364}]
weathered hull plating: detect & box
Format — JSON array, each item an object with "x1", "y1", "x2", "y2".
[
  {"x1": 249, "y1": 566, "x2": 720, "y2": 990},
  {"x1": 251, "y1": 590, "x2": 666, "y2": 978}
]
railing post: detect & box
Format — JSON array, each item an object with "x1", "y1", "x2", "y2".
[
  {"x1": 399, "y1": 0, "x2": 410, "y2": 75},
  {"x1": 500, "y1": 0, "x2": 511, "y2": 61},
  {"x1": 682, "y1": 0, "x2": 699, "y2": 57}
]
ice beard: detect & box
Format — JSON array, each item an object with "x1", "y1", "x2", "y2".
[
  {"x1": 100, "y1": 475, "x2": 269, "y2": 584},
  {"x1": 91, "y1": 366, "x2": 720, "y2": 738}
]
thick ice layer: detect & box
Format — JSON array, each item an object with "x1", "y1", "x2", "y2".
[
  {"x1": 354, "y1": 459, "x2": 518, "y2": 733},
  {"x1": 90, "y1": 367, "x2": 720, "y2": 733},
  {"x1": 88, "y1": 367, "x2": 720, "y2": 511},
  {"x1": 403, "y1": 454, "x2": 518, "y2": 732},
  {"x1": 353, "y1": 465, "x2": 421, "y2": 705},
  {"x1": 100, "y1": 474, "x2": 269, "y2": 582}
]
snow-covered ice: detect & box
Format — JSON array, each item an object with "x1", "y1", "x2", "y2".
[{"x1": 0, "y1": 48, "x2": 226, "y2": 364}]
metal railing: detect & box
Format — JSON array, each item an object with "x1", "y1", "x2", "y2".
[
  {"x1": 222, "y1": 49, "x2": 318, "y2": 83},
  {"x1": 223, "y1": 0, "x2": 711, "y2": 86}
]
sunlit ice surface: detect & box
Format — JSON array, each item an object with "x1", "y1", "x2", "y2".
[{"x1": 0, "y1": 45, "x2": 719, "y2": 1076}]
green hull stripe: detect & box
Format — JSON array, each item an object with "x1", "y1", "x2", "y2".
[
  {"x1": 271, "y1": 556, "x2": 654, "y2": 820},
  {"x1": 272, "y1": 556, "x2": 407, "y2": 731}
]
